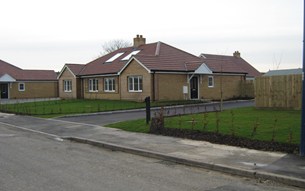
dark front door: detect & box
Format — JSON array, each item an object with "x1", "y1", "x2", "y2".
[
  {"x1": 0, "y1": 83, "x2": 9, "y2": 99},
  {"x1": 190, "y1": 76, "x2": 198, "y2": 99}
]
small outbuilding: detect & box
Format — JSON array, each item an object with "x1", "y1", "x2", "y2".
[{"x1": 0, "y1": 59, "x2": 58, "y2": 100}]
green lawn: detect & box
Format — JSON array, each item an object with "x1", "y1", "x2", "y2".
[
  {"x1": 0, "y1": 99, "x2": 205, "y2": 118},
  {"x1": 0, "y1": 99, "x2": 142, "y2": 117},
  {"x1": 107, "y1": 107, "x2": 301, "y2": 144},
  {"x1": 2, "y1": 99, "x2": 300, "y2": 144},
  {"x1": 107, "y1": 119, "x2": 150, "y2": 133}
]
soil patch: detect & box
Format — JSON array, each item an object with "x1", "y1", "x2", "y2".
[{"x1": 150, "y1": 128, "x2": 299, "y2": 154}]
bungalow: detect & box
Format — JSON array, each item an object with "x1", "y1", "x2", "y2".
[
  {"x1": 0, "y1": 59, "x2": 58, "y2": 99},
  {"x1": 58, "y1": 35, "x2": 261, "y2": 101}
]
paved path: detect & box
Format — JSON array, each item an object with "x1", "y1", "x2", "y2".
[
  {"x1": 0, "y1": 98, "x2": 60, "y2": 105},
  {"x1": 0, "y1": 108, "x2": 305, "y2": 188},
  {"x1": 4, "y1": 125, "x2": 298, "y2": 191}
]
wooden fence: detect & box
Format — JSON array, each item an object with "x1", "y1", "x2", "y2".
[{"x1": 255, "y1": 74, "x2": 302, "y2": 110}]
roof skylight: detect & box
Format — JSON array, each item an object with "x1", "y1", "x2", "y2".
[
  {"x1": 121, "y1": 50, "x2": 141, "y2": 61},
  {"x1": 105, "y1": 52, "x2": 124, "y2": 63}
]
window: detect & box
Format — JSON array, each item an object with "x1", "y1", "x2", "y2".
[
  {"x1": 105, "y1": 52, "x2": 124, "y2": 63},
  {"x1": 104, "y1": 78, "x2": 115, "y2": 92},
  {"x1": 18, "y1": 83, "x2": 25, "y2": 91},
  {"x1": 128, "y1": 76, "x2": 143, "y2": 92},
  {"x1": 208, "y1": 76, "x2": 214, "y2": 87},
  {"x1": 121, "y1": 50, "x2": 141, "y2": 60},
  {"x1": 63, "y1": 80, "x2": 72, "y2": 92},
  {"x1": 89, "y1": 79, "x2": 99, "y2": 92}
]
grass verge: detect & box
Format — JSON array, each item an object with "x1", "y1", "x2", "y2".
[
  {"x1": 0, "y1": 99, "x2": 205, "y2": 118},
  {"x1": 107, "y1": 107, "x2": 301, "y2": 144},
  {"x1": 107, "y1": 119, "x2": 150, "y2": 133}
]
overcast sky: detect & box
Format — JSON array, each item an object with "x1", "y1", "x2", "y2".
[{"x1": 0, "y1": 0, "x2": 302, "y2": 72}]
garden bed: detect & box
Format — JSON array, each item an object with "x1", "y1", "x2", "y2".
[{"x1": 150, "y1": 127, "x2": 299, "y2": 154}]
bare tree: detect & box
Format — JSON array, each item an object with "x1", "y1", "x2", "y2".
[
  {"x1": 100, "y1": 39, "x2": 132, "y2": 56},
  {"x1": 272, "y1": 52, "x2": 283, "y2": 70}
]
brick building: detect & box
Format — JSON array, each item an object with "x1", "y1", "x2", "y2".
[
  {"x1": 58, "y1": 35, "x2": 261, "y2": 101},
  {"x1": 0, "y1": 59, "x2": 58, "y2": 99}
]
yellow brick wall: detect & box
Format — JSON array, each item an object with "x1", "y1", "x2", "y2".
[
  {"x1": 154, "y1": 73, "x2": 188, "y2": 100},
  {"x1": 199, "y1": 75, "x2": 244, "y2": 100},
  {"x1": 57, "y1": 63, "x2": 246, "y2": 101},
  {"x1": 120, "y1": 60, "x2": 151, "y2": 101},
  {"x1": 10, "y1": 81, "x2": 58, "y2": 99},
  {"x1": 83, "y1": 76, "x2": 120, "y2": 100},
  {"x1": 152, "y1": 74, "x2": 244, "y2": 101},
  {"x1": 58, "y1": 68, "x2": 78, "y2": 99}
]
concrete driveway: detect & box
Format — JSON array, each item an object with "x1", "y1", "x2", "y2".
[{"x1": 0, "y1": 98, "x2": 60, "y2": 104}]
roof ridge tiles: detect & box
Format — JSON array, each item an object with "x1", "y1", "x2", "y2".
[
  {"x1": 66, "y1": 63, "x2": 85, "y2": 66},
  {"x1": 203, "y1": 53, "x2": 235, "y2": 57}
]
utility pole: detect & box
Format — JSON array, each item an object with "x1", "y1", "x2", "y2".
[{"x1": 300, "y1": 0, "x2": 305, "y2": 157}]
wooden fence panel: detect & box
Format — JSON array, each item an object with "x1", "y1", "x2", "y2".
[{"x1": 255, "y1": 74, "x2": 302, "y2": 110}]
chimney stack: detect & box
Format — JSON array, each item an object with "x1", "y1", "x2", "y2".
[
  {"x1": 233, "y1": 51, "x2": 241, "y2": 58},
  {"x1": 133, "y1": 34, "x2": 146, "y2": 47}
]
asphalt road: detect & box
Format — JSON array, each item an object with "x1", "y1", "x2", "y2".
[
  {"x1": 0, "y1": 125, "x2": 302, "y2": 191},
  {"x1": 58, "y1": 100, "x2": 254, "y2": 126}
]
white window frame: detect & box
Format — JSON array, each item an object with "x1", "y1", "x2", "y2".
[
  {"x1": 63, "y1": 80, "x2": 72, "y2": 92},
  {"x1": 105, "y1": 52, "x2": 124, "y2": 63},
  {"x1": 18, "y1": 83, "x2": 25, "y2": 91},
  {"x1": 104, "y1": 78, "x2": 115, "y2": 92},
  {"x1": 208, "y1": 76, "x2": 214, "y2": 88},
  {"x1": 121, "y1": 50, "x2": 141, "y2": 61},
  {"x1": 128, "y1": 76, "x2": 143, "y2": 92},
  {"x1": 89, "y1": 79, "x2": 99, "y2": 92}
]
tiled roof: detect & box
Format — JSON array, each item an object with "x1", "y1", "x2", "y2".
[
  {"x1": 65, "y1": 64, "x2": 85, "y2": 76},
  {"x1": 19, "y1": 70, "x2": 57, "y2": 81},
  {"x1": 80, "y1": 42, "x2": 202, "y2": 75},
  {"x1": 201, "y1": 54, "x2": 261, "y2": 77},
  {"x1": 0, "y1": 59, "x2": 22, "y2": 79},
  {"x1": 263, "y1": 68, "x2": 302, "y2": 76},
  {"x1": 79, "y1": 42, "x2": 260, "y2": 76},
  {"x1": 80, "y1": 43, "x2": 158, "y2": 75},
  {"x1": 0, "y1": 59, "x2": 57, "y2": 81},
  {"x1": 134, "y1": 42, "x2": 202, "y2": 71}
]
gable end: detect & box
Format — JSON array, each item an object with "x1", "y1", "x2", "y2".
[{"x1": 118, "y1": 57, "x2": 151, "y2": 75}]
